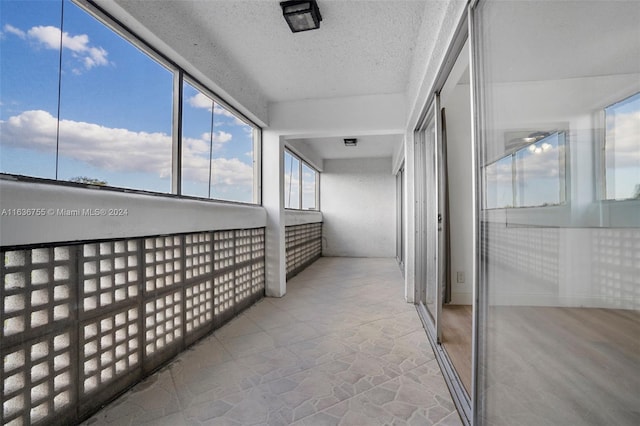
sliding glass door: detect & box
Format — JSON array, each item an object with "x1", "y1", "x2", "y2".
[
  {"x1": 416, "y1": 104, "x2": 441, "y2": 330},
  {"x1": 472, "y1": 0, "x2": 640, "y2": 424}
]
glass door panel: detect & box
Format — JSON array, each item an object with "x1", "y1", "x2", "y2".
[{"x1": 473, "y1": 1, "x2": 640, "y2": 424}]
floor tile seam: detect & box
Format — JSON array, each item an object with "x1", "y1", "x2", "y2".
[
  {"x1": 222, "y1": 337, "x2": 427, "y2": 389},
  {"x1": 214, "y1": 338, "x2": 269, "y2": 362},
  {"x1": 258, "y1": 297, "x2": 298, "y2": 314},
  {"x1": 176, "y1": 384, "x2": 261, "y2": 425},
  {"x1": 287, "y1": 372, "x2": 408, "y2": 425},
  {"x1": 389, "y1": 325, "x2": 431, "y2": 341},
  {"x1": 248, "y1": 313, "x2": 329, "y2": 330},
  {"x1": 366, "y1": 296, "x2": 415, "y2": 309},
  {"x1": 174, "y1": 354, "x2": 418, "y2": 402},
  {"x1": 213, "y1": 312, "x2": 266, "y2": 336},
  {"x1": 164, "y1": 366, "x2": 192, "y2": 426},
  {"x1": 327, "y1": 332, "x2": 438, "y2": 372},
  {"x1": 222, "y1": 338, "x2": 363, "y2": 384},
  {"x1": 343, "y1": 312, "x2": 407, "y2": 328},
  {"x1": 331, "y1": 344, "x2": 432, "y2": 376},
  {"x1": 260, "y1": 330, "x2": 354, "y2": 359}
]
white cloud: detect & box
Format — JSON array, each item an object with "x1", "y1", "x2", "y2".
[
  {"x1": 3, "y1": 24, "x2": 26, "y2": 39},
  {"x1": 214, "y1": 103, "x2": 237, "y2": 120},
  {"x1": 607, "y1": 109, "x2": 640, "y2": 168},
  {"x1": 517, "y1": 145, "x2": 562, "y2": 181},
  {"x1": 188, "y1": 92, "x2": 213, "y2": 110},
  {"x1": 485, "y1": 158, "x2": 512, "y2": 184},
  {"x1": 184, "y1": 130, "x2": 233, "y2": 155},
  {"x1": 212, "y1": 131, "x2": 233, "y2": 144},
  {"x1": 4, "y1": 23, "x2": 109, "y2": 72},
  {"x1": 30, "y1": 25, "x2": 109, "y2": 70},
  {"x1": 0, "y1": 110, "x2": 252, "y2": 187},
  {"x1": 187, "y1": 93, "x2": 250, "y2": 126}
]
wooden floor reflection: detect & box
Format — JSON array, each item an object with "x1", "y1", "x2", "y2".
[{"x1": 441, "y1": 304, "x2": 472, "y2": 395}]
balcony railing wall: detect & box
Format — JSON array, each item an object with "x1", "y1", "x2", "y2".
[
  {"x1": 1, "y1": 228, "x2": 265, "y2": 426},
  {"x1": 285, "y1": 222, "x2": 322, "y2": 279}
]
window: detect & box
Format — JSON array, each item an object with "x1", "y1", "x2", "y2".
[
  {"x1": 604, "y1": 92, "x2": 640, "y2": 200},
  {"x1": 485, "y1": 156, "x2": 513, "y2": 209},
  {"x1": 515, "y1": 132, "x2": 565, "y2": 207},
  {"x1": 484, "y1": 132, "x2": 566, "y2": 209},
  {"x1": 0, "y1": 1, "x2": 63, "y2": 179},
  {"x1": 301, "y1": 163, "x2": 318, "y2": 210},
  {"x1": 284, "y1": 151, "x2": 300, "y2": 209},
  {"x1": 284, "y1": 149, "x2": 318, "y2": 210},
  {"x1": 57, "y1": 0, "x2": 174, "y2": 192},
  {"x1": 0, "y1": 0, "x2": 260, "y2": 204},
  {"x1": 181, "y1": 81, "x2": 257, "y2": 203}
]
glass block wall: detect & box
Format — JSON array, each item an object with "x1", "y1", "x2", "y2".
[
  {"x1": 1, "y1": 228, "x2": 265, "y2": 425},
  {"x1": 285, "y1": 222, "x2": 322, "y2": 279}
]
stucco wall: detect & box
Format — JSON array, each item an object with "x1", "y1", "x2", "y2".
[
  {"x1": 0, "y1": 179, "x2": 266, "y2": 246},
  {"x1": 321, "y1": 158, "x2": 395, "y2": 258}
]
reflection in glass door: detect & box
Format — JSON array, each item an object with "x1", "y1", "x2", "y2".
[{"x1": 473, "y1": 1, "x2": 640, "y2": 424}]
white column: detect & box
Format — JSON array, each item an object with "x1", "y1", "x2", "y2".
[
  {"x1": 262, "y1": 131, "x2": 286, "y2": 297},
  {"x1": 405, "y1": 132, "x2": 416, "y2": 303}
]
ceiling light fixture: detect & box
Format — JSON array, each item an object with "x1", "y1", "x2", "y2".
[
  {"x1": 280, "y1": 0, "x2": 323, "y2": 33},
  {"x1": 344, "y1": 138, "x2": 357, "y2": 147}
]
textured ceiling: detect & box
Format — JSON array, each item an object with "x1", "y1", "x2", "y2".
[
  {"x1": 111, "y1": 0, "x2": 427, "y2": 103},
  {"x1": 289, "y1": 134, "x2": 403, "y2": 161}
]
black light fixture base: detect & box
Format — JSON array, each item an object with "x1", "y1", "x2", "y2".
[{"x1": 280, "y1": 0, "x2": 323, "y2": 33}]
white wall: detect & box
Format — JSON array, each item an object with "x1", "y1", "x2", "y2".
[
  {"x1": 285, "y1": 210, "x2": 322, "y2": 227},
  {"x1": 0, "y1": 179, "x2": 266, "y2": 247},
  {"x1": 269, "y1": 93, "x2": 406, "y2": 138},
  {"x1": 321, "y1": 158, "x2": 395, "y2": 258},
  {"x1": 262, "y1": 131, "x2": 286, "y2": 297}
]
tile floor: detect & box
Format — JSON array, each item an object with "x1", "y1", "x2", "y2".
[{"x1": 82, "y1": 257, "x2": 462, "y2": 426}]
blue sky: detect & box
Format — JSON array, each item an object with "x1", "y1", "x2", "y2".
[
  {"x1": 0, "y1": 0, "x2": 255, "y2": 202},
  {"x1": 605, "y1": 92, "x2": 640, "y2": 200}
]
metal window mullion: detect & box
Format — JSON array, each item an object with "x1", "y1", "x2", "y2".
[
  {"x1": 316, "y1": 169, "x2": 321, "y2": 211},
  {"x1": 298, "y1": 161, "x2": 303, "y2": 210},
  {"x1": 254, "y1": 128, "x2": 262, "y2": 205},
  {"x1": 469, "y1": 2, "x2": 484, "y2": 425},
  {"x1": 172, "y1": 70, "x2": 184, "y2": 195}
]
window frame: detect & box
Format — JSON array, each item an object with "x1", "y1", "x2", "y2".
[
  {"x1": 601, "y1": 91, "x2": 640, "y2": 202},
  {"x1": 283, "y1": 148, "x2": 320, "y2": 211},
  {"x1": 180, "y1": 76, "x2": 262, "y2": 204},
  {"x1": 483, "y1": 131, "x2": 567, "y2": 210},
  {"x1": 0, "y1": 0, "x2": 262, "y2": 206}
]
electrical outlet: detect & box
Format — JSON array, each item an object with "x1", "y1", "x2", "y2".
[{"x1": 456, "y1": 271, "x2": 465, "y2": 283}]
